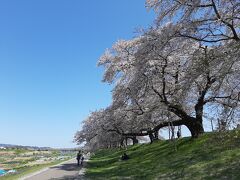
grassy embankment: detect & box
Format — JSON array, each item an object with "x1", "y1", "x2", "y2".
[
  {"x1": 0, "y1": 149, "x2": 74, "y2": 180},
  {"x1": 85, "y1": 130, "x2": 240, "y2": 180},
  {"x1": 0, "y1": 160, "x2": 66, "y2": 180}
]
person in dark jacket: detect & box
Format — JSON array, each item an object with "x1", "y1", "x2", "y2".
[
  {"x1": 81, "y1": 155, "x2": 84, "y2": 165},
  {"x1": 76, "y1": 151, "x2": 82, "y2": 166}
]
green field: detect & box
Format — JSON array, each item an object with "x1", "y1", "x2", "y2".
[
  {"x1": 85, "y1": 130, "x2": 240, "y2": 180},
  {"x1": 0, "y1": 149, "x2": 75, "y2": 179}
]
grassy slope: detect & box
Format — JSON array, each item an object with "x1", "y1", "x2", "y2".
[{"x1": 85, "y1": 130, "x2": 240, "y2": 180}]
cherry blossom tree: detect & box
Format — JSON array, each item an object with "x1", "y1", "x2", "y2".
[
  {"x1": 99, "y1": 22, "x2": 240, "y2": 138},
  {"x1": 75, "y1": 0, "x2": 240, "y2": 149},
  {"x1": 146, "y1": 0, "x2": 240, "y2": 43}
]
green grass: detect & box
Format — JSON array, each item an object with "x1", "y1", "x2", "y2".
[{"x1": 85, "y1": 130, "x2": 240, "y2": 180}]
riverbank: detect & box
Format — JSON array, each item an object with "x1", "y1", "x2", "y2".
[{"x1": 0, "y1": 148, "x2": 75, "y2": 179}]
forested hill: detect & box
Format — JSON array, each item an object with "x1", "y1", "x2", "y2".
[{"x1": 85, "y1": 130, "x2": 240, "y2": 180}]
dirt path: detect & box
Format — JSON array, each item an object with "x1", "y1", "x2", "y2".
[{"x1": 22, "y1": 158, "x2": 86, "y2": 180}]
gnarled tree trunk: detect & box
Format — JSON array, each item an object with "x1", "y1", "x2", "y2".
[
  {"x1": 132, "y1": 136, "x2": 138, "y2": 145},
  {"x1": 185, "y1": 117, "x2": 204, "y2": 138},
  {"x1": 149, "y1": 133, "x2": 154, "y2": 143}
]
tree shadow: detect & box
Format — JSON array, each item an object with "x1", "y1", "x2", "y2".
[
  {"x1": 50, "y1": 162, "x2": 82, "y2": 172},
  {"x1": 50, "y1": 174, "x2": 85, "y2": 180}
]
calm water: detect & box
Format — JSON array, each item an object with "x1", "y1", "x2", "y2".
[{"x1": 0, "y1": 169, "x2": 6, "y2": 175}]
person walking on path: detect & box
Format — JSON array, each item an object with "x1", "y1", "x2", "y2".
[
  {"x1": 80, "y1": 155, "x2": 84, "y2": 165},
  {"x1": 76, "y1": 151, "x2": 82, "y2": 166}
]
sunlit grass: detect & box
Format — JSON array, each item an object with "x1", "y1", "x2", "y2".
[{"x1": 85, "y1": 130, "x2": 240, "y2": 180}]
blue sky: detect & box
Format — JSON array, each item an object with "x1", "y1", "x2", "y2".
[{"x1": 0, "y1": 0, "x2": 155, "y2": 148}]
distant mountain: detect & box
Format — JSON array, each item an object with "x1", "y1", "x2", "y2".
[{"x1": 0, "y1": 143, "x2": 51, "y2": 150}]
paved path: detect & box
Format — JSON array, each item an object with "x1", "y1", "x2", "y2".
[{"x1": 22, "y1": 159, "x2": 86, "y2": 180}]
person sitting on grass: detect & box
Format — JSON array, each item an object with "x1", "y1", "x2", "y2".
[{"x1": 121, "y1": 152, "x2": 129, "y2": 160}]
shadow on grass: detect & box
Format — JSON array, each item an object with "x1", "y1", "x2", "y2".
[{"x1": 86, "y1": 131, "x2": 240, "y2": 179}]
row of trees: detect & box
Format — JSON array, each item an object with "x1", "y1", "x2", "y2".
[{"x1": 75, "y1": 0, "x2": 240, "y2": 151}]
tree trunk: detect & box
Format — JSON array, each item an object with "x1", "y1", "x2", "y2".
[
  {"x1": 149, "y1": 130, "x2": 159, "y2": 143},
  {"x1": 170, "y1": 123, "x2": 175, "y2": 140},
  {"x1": 186, "y1": 118, "x2": 204, "y2": 138},
  {"x1": 154, "y1": 130, "x2": 159, "y2": 140},
  {"x1": 149, "y1": 133, "x2": 154, "y2": 143},
  {"x1": 120, "y1": 138, "x2": 124, "y2": 148},
  {"x1": 132, "y1": 136, "x2": 138, "y2": 145}
]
